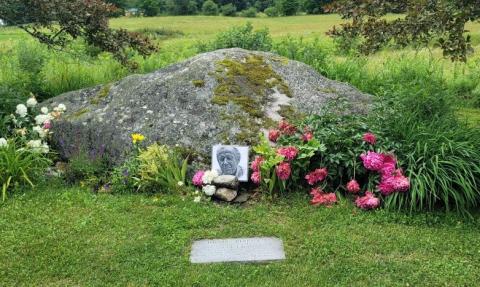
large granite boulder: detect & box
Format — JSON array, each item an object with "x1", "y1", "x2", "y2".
[{"x1": 44, "y1": 48, "x2": 370, "y2": 164}]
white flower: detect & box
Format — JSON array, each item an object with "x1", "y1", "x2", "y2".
[
  {"x1": 35, "y1": 114, "x2": 53, "y2": 125},
  {"x1": 41, "y1": 107, "x2": 49, "y2": 114},
  {"x1": 26, "y1": 97, "x2": 37, "y2": 108},
  {"x1": 15, "y1": 104, "x2": 28, "y2": 117},
  {"x1": 202, "y1": 185, "x2": 216, "y2": 196},
  {"x1": 27, "y1": 140, "x2": 49, "y2": 153},
  {"x1": 202, "y1": 170, "x2": 219, "y2": 185},
  {"x1": 177, "y1": 181, "x2": 184, "y2": 187},
  {"x1": 193, "y1": 196, "x2": 202, "y2": 203},
  {"x1": 57, "y1": 104, "x2": 66, "y2": 112},
  {"x1": 27, "y1": 139, "x2": 42, "y2": 149},
  {"x1": 0, "y1": 138, "x2": 7, "y2": 148},
  {"x1": 40, "y1": 143, "x2": 49, "y2": 154},
  {"x1": 33, "y1": 126, "x2": 47, "y2": 138}
]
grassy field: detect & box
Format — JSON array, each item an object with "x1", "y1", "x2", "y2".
[{"x1": 1, "y1": 185, "x2": 479, "y2": 286}]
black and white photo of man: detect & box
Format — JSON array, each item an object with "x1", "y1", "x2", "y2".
[{"x1": 212, "y1": 145, "x2": 249, "y2": 182}]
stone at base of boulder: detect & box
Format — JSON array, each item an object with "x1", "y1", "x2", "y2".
[
  {"x1": 214, "y1": 188, "x2": 238, "y2": 202},
  {"x1": 212, "y1": 175, "x2": 239, "y2": 190},
  {"x1": 233, "y1": 192, "x2": 251, "y2": 204}
]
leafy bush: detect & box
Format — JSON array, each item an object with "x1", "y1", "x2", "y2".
[
  {"x1": 202, "y1": 0, "x2": 219, "y2": 15},
  {"x1": 64, "y1": 149, "x2": 109, "y2": 185},
  {"x1": 273, "y1": 37, "x2": 330, "y2": 74},
  {"x1": 239, "y1": 7, "x2": 257, "y2": 18},
  {"x1": 220, "y1": 3, "x2": 237, "y2": 16},
  {"x1": 0, "y1": 97, "x2": 67, "y2": 200},
  {"x1": 196, "y1": 23, "x2": 272, "y2": 52},
  {"x1": 111, "y1": 139, "x2": 189, "y2": 193},
  {"x1": 264, "y1": 6, "x2": 278, "y2": 17},
  {"x1": 0, "y1": 139, "x2": 52, "y2": 201}
]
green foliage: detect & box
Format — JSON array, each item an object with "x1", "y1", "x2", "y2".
[
  {"x1": 220, "y1": 3, "x2": 237, "y2": 16},
  {"x1": 264, "y1": 6, "x2": 278, "y2": 17},
  {"x1": 139, "y1": 0, "x2": 161, "y2": 16},
  {"x1": 64, "y1": 150, "x2": 109, "y2": 185},
  {"x1": 277, "y1": 0, "x2": 298, "y2": 16},
  {"x1": 253, "y1": 134, "x2": 325, "y2": 198},
  {"x1": 328, "y1": 0, "x2": 480, "y2": 62},
  {"x1": 303, "y1": 0, "x2": 330, "y2": 14},
  {"x1": 111, "y1": 143, "x2": 189, "y2": 193},
  {"x1": 0, "y1": 139, "x2": 52, "y2": 201},
  {"x1": 0, "y1": 0, "x2": 157, "y2": 68},
  {"x1": 273, "y1": 37, "x2": 329, "y2": 74},
  {"x1": 239, "y1": 7, "x2": 257, "y2": 18},
  {"x1": 202, "y1": 0, "x2": 219, "y2": 16},
  {"x1": 197, "y1": 22, "x2": 272, "y2": 52}
]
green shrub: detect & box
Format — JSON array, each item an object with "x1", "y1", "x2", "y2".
[
  {"x1": 64, "y1": 150, "x2": 109, "y2": 185},
  {"x1": 220, "y1": 3, "x2": 237, "y2": 16},
  {"x1": 264, "y1": 7, "x2": 278, "y2": 17},
  {"x1": 111, "y1": 143, "x2": 189, "y2": 193},
  {"x1": 240, "y1": 7, "x2": 257, "y2": 18},
  {"x1": 273, "y1": 37, "x2": 330, "y2": 74},
  {"x1": 0, "y1": 139, "x2": 52, "y2": 201},
  {"x1": 196, "y1": 23, "x2": 272, "y2": 52},
  {"x1": 202, "y1": 0, "x2": 219, "y2": 16}
]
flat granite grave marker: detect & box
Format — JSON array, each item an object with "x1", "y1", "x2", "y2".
[{"x1": 190, "y1": 237, "x2": 286, "y2": 264}]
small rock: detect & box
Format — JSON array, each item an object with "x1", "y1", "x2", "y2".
[
  {"x1": 233, "y1": 192, "x2": 251, "y2": 204},
  {"x1": 212, "y1": 175, "x2": 239, "y2": 190},
  {"x1": 214, "y1": 188, "x2": 238, "y2": 202}
]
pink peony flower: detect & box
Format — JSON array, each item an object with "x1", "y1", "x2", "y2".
[
  {"x1": 378, "y1": 179, "x2": 396, "y2": 196},
  {"x1": 277, "y1": 146, "x2": 298, "y2": 161},
  {"x1": 355, "y1": 191, "x2": 381, "y2": 210},
  {"x1": 43, "y1": 120, "x2": 52, "y2": 130},
  {"x1": 251, "y1": 171, "x2": 261, "y2": 184},
  {"x1": 305, "y1": 168, "x2": 328, "y2": 185},
  {"x1": 268, "y1": 129, "x2": 281, "y2": 142},
  {"x1": 346, "y1": 179, "x2": 361, "y2": 193},
  {"x1": 278, "y1": 120, "x2": 297, "y2": 135},
  {"x1": 192, "y1": 170, "x2": 205, "y2": 187},
  {"x1": 378, "y1": 169, "x2": 410, "y2": 195},
  {"x1": 302, "y1": 131, "x2": 314, "y2": 142},
  {"x1": 360, "y1": 151, "x2": 384, "y2": 171},
  {"x1": 362, "y1": 132, "x2": 377, "y2": 145},
  {"x1": 310, "y1": 188, "x2": 337, "y2": 206},
  {"x1": 251, "y1": 156, "x2": 264, "y2": 172},
  {"x1": 276, "y1": 162, "x2": 291, "y2": 181},
  {"x1": 391, "y1": 170, "x2": 410, "y2": 192}
]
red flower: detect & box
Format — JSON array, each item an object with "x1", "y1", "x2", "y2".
[
  {"x1": 277, "y1": 146, "x2": 298, "y2": 161},
  {"x1": 362, "y1": 132, "x2": 377, "y2": 145},
  {"x1": 268, "y1": 129, "x2": 281, "y2": 142},
  {"x1": 346, "y1": 179, "x2": 361, "y2": 193},
  {"x1": 251, "y1": 171, "x2": 261, "y2": 184},
  {"x1": 301, "y1": 131, "x2": 314, "y2": 142},
  {"x1": 275, "y1": 162, "x2": 291, "y2": 181},
  {"x1": 305, "y1": 168, "x2": 328, "y2": 185},
  {"x1": 278, "y1": 120, "x2": 297, "y2": 135},
  {"x1": 310, "y1": 188, "x2": 337, "y2": 206},
  {"x1": 251, "y1": 156, "x2": 264, "y2": 172},
  {"x1": 355, "y1": 191, "x2": 380, "y2": 210}
]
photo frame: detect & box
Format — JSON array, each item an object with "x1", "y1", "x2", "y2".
[{"x1": 212, "y1": 145, "x2": 249, "y2": 182}]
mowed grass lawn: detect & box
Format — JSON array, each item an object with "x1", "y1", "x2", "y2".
[{"x1": 1, "y1": 185, "x2": 480, "y2": 286}]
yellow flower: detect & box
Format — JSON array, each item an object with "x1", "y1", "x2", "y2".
[{"x1": 131, "y1": 133, "x2": 145, "y2": 144}]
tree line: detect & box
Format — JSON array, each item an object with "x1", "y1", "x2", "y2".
[{"x1": 112, "y1": 0, "x2": 334, "y2": 17}]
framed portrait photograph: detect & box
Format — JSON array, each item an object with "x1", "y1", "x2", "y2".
[{"x1": 212, "y1": 145, "x2": 249, "y2": 182}]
